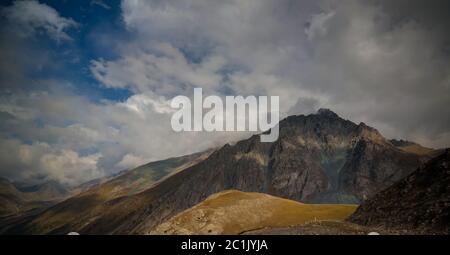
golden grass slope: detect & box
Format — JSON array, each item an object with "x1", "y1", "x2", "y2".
[
  {"x1": 1, "y1": 150, "x2": 212, "y2": 234},
  {"x1": 151, "y1": 190, "x2": 357, "y2": 235}
]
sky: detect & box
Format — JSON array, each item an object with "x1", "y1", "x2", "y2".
[{"x1": 0, "y1": 0, "x2": 449, "y2": 186}]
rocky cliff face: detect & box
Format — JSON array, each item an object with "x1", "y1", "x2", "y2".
[
  {"x1": 349, "y1": 149, "x2": 450, "y2": 234},
  {"x1": 3, "y1": 109, "x2": 435, "y2": 234},
  {"x1": 339, "y1": 137, "x2": 424, "y2": 201}
]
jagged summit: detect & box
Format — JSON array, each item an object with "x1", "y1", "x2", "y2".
[
  {"x1": 281, "y1": 108, "x2": 353, "y2": 131},
  {"x1": 283, "y1": 108, "x2": 341, "y2": 122},
  {"x1": 389, "y1": 139, "x2": 438, "y2": 156},
  {"x1": 316, "y1": 108, "x2": 339, "y2": 118},
  {"x1": 390, "y1": 139, "x2": 417, "y2": 147}
]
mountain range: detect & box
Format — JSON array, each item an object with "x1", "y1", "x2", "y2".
[
  {"x1": 0, "y1": 178, "x2": 69, "y2": 217},
  {"x1": 0, "y1": 109, "x2": 444, "y2": 234}
]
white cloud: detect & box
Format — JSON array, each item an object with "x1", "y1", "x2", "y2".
[
  {"x1": 90, "y1": 43, "x2": 226, "y2": 95},
  {"x1": 305, "y1": 11, "x2": 335, "y2": 41},
  {"x1": 0, "y1": 86, "x2": 253, "y2": 185},
  {"x1": 116, "y1": 153, "x2": 147, "y2": 170},
  {"x1": 0, "y1": 138, "x2": 102, "y2": 186},
  {"x1": 40, "y1": 149, "x2": 101, "y2": 186},
  {"x1": 120, "y1": 93, "x2": 175, "y2": 116},
  {"x1": 1, "y1": 0, "x2": 78, "y2": 41},
  {"x1": 91, "y1": 0, "x2": 111, "y2": 10}
]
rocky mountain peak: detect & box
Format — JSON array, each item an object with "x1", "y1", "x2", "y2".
[
  {"x1": 355, "y1": 122, "x2": 385, "y2": 144},
  {"x1": 389, "y1": 139, "x2": 416, "y2": 147},
  {"x1": 316, "y1": 108, "x2": 339, "y2": 119}
]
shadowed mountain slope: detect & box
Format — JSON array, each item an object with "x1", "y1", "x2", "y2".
[{"x1": 349, "y1": 149, "x2": 450, "y2": 234}]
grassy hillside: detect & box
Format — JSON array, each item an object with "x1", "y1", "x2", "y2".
[
  {"x1": 80, "y1": 150, "x2": 212, "y2": 201},
  {"x1": 0, "y1": 178, "x2": 59, "y2": 217},
  {"x1": 1, "y1": 150, "x2": 212, "y2": 234},
  {"x1": 152, "y1": 190, "x2": 357, "y2": 235}
]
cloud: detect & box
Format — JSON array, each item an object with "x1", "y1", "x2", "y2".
[
  {"x1": 90, "y1": 43, "x2": 226, "y2": 95},
  {"x1": 114, "y1": 0, "x2": 450, "y2": 148},
  {"x1": 305, "y1": 11, "x2": 336, "y2": 41},
  {"x1": 91, "y1": 0, "x2": 111, "y2": 10},
  {"x1": 116, "y1": 153, "x2": 147, "y2": 170},
  {"x1": 1, "y1": 0, "x2": 78, "y2": 42},
  {"x1": 119, "y1": 93, "x2": 175, "y2": 116},
  {"x1": 298, "y1": 1, "x2": 450, "y2": 147},
  {"x1": 0, "y1": 85, "x2": 252, "y2": 185},
  {"x1": 0, "y1": 138, "x2": 102, "y2": 186}
]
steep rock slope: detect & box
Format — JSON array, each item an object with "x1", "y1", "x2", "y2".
[{"x1": 349, "y1": 149, "x2": 450, "y2": 234}]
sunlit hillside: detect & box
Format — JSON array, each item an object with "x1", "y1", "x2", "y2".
[{"x1": 152, "y1": 190, "x2": 357, "y2": 235}]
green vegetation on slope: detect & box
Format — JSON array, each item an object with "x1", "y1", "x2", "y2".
[
  {"x1": 1, "y1": 151, "x2": 212, "y2": 234},
  {"x1": 0, "y1": 178, "x2": 63, "y2": 217}
]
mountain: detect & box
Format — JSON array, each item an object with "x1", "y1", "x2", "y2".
[
  {"x1": 389, "y1": 139, "x2": 440, "y2": 157},
  {"x1": 73, "y1": 150, "x2": 213, "y2": 200},
  {"x1": 1, "y1": 109, "x2": 437, "y2": 234},
  {"x1": 349, "y1": 149, "x2": 450, "y2": 234},
  {"x1": 0, "y1": 150, "x2": 211, "y2": 234},
  {"x1": 70, "y1": 171, "x2": 125, "y2": 195},
  {"x1": 0, "y1": 178, "x2": 62, "y2": 217},
  {"x1": 15, "y1": 181, "x2": 69, "y2": 201},
  {"x1": 0, "y1": 177, "x2": 30, "y2": 217},
  {"x1": 151, "y1": 190, "x2": 357, "y2": 235}
]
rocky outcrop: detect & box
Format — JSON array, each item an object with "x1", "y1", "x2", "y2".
[
  {"x1": 349, "y1": 149, "x2": 450, "y2": 234},
  {"x1": 339, "y1": 137, "x2": 424, "y2": 201}
]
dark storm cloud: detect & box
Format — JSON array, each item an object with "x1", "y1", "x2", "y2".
[
  {"x1": 293, "y1": 0, "x2": 450, "y2": 147},
  {"x1": 377, "y1": 0, "x2": 450, "y2": 28},
  {"x1": 116, "y1": 0, "x2": 450, "y2": 147}
]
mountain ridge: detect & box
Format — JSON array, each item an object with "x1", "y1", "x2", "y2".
[{"x1": 0, "y1": 178, "x2": 66, "y2": 217}]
